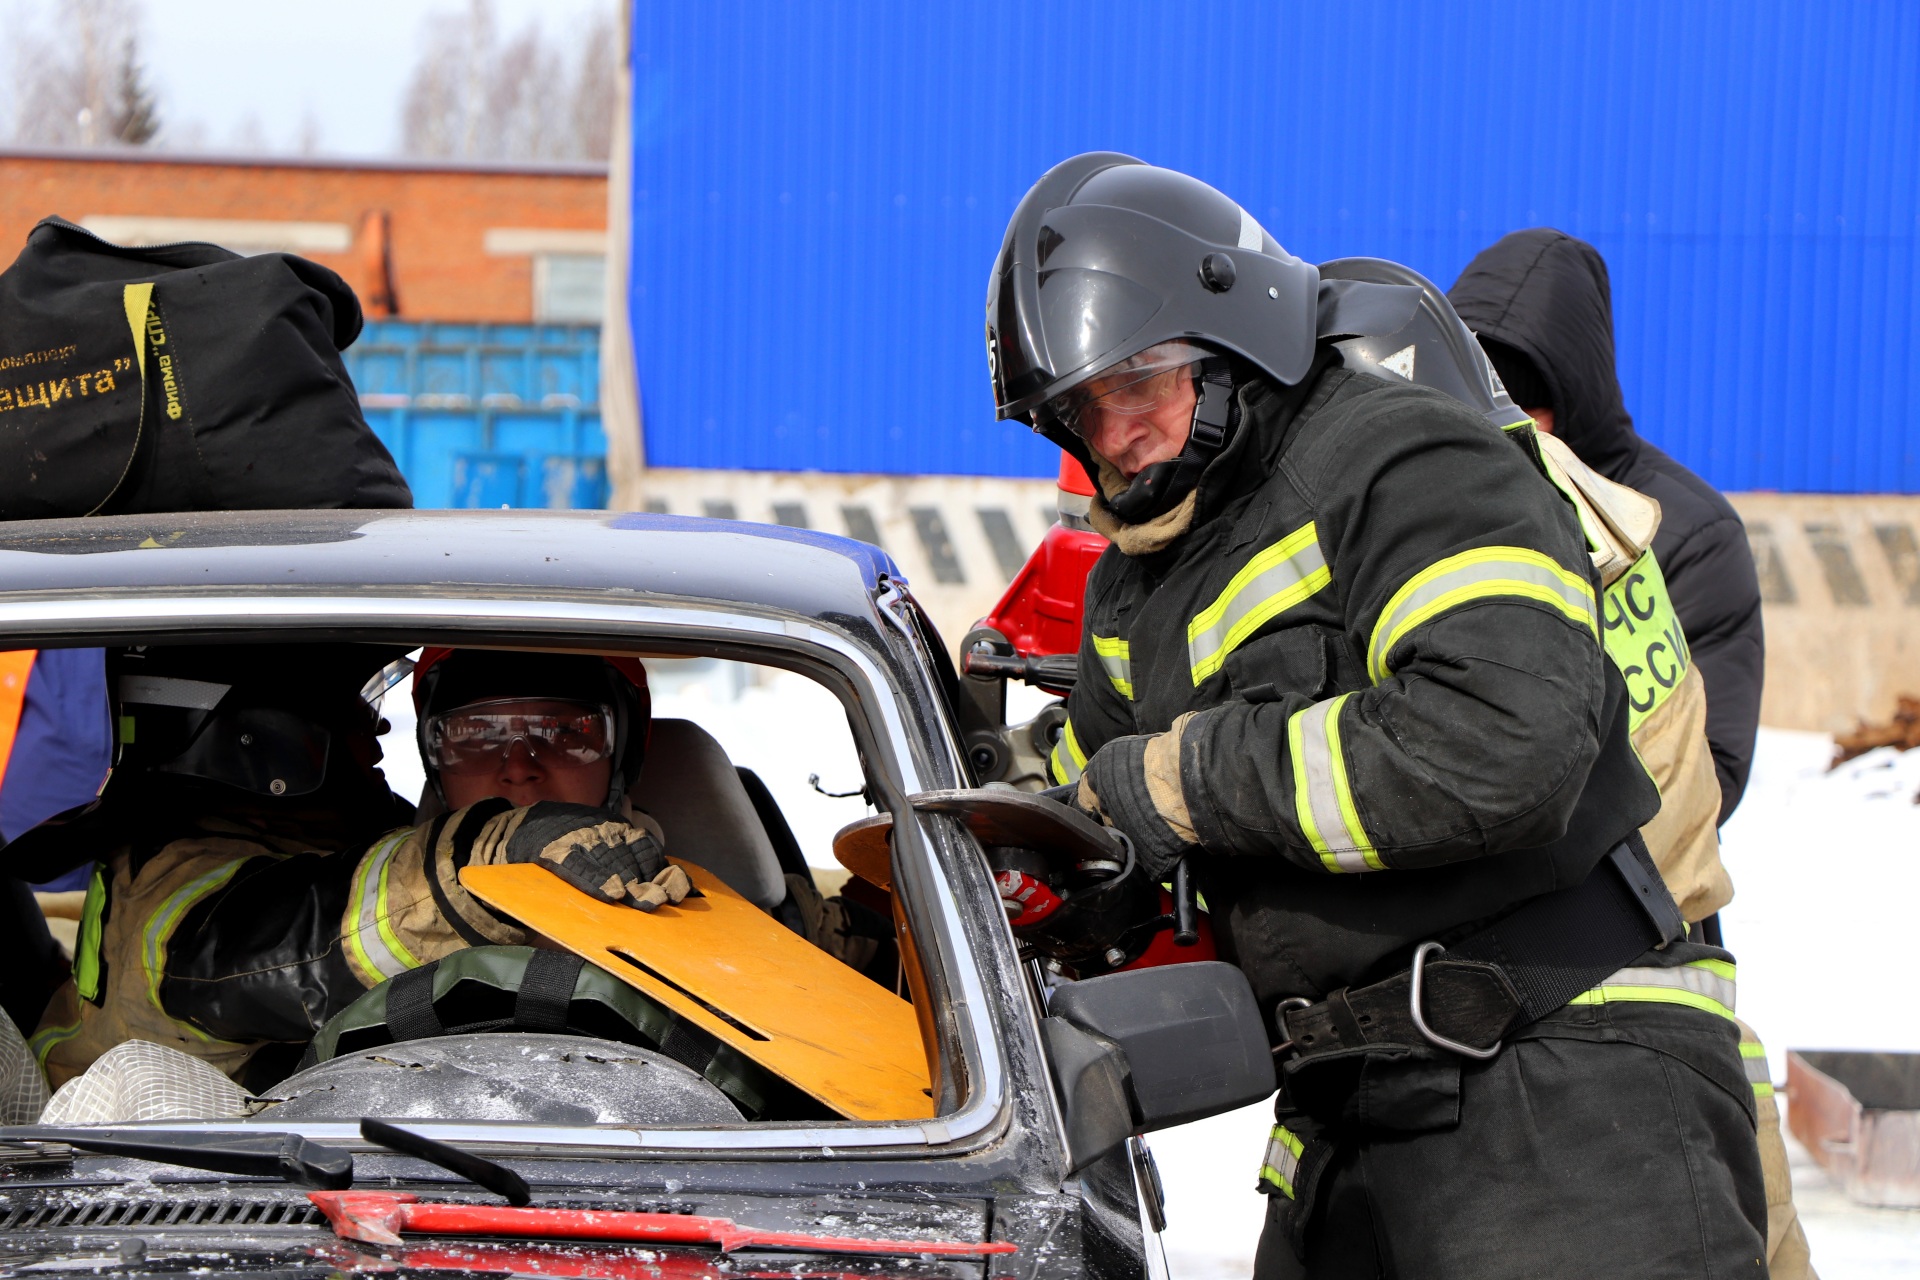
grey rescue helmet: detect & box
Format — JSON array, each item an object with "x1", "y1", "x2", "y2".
[
  {"x1": 987, "y1": 154, "x2": 1322, "y2": 521},
  {"x1": 1319, "y1": 257, "x2": 1532, "y2": 434}
]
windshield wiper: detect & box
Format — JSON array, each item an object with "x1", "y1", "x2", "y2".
[
  {"x1": 359, "y1": 1118, "x2": 529, "y2": 1205},
  {"x1": 0, "y1": 1119, "x2": 527, "y2": 1202},
  {"x1": 0, "y1": 1127, "x2": 352, "y2": 1189}
]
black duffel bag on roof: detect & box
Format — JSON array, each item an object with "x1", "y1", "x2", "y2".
[{"x1": 0, "y1": 215, "x2": 411, "y2": 518}]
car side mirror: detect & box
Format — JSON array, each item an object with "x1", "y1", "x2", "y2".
[{"x1": 1040, "y1": 961, "x2": 1277, "y2": 1172}]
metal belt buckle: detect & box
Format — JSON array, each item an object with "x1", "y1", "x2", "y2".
[
  {"x1": 1409, "y1": 942, "x2": 1502, "y2": 1061},
  {"x1": 1272, "y1": 996, "x2": 1312, "y2": 1057}
]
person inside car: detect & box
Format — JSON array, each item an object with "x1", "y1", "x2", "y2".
[
  {"x1": 22, "y1": 647, "x2": 690, "y2": 1107},
  {"x1": 17, "y1": 645, "x2": 877, "y2": 1121},
  {"x1": 334, "y1": 647, "x2": 691, "y2": 994}
]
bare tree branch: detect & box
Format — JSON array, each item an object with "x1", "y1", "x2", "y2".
[
  {"x1": 7, "y1": 0, "x2": 162, "y2": 148},
  {"x1": 400, "y1": 0, "x2": 617, "y2": 162}
]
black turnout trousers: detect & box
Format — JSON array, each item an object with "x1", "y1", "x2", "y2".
[{"x1": 1254, "y1": 994, "x2": 1768, "y2": 1279}]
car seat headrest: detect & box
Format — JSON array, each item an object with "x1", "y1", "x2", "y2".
[{"x1": 629, "y1": 718, "x2": 788, "y2": 910}]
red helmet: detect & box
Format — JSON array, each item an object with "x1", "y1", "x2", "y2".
[{"x1": 411, "y1": 648, "x2": 652, "y2": 807}]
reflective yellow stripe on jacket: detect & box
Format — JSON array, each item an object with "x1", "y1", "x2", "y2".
[
  {"x1": 1258, "y1": 1123, "x2": 1306, "y2": 1197},
  {"x1": 1287, "y1": 693, "x2": 1382, "y2": 873},
  {"x1": 1741, "y1": 1034, "x2": 1774, "y2": 1100},
  {"x1": 1092, "y1": 634, "x2": 1133, "y2": 700},
  {"x1": 143, "y1": 860, "x2": 245, "y2": 1023},
  {"x1": 1565, "y1": 957, "x2": 1737, "y2": 1021},
  {"x1": 1367, "y1": 546, "x2": 1598, "y2": 684},
  {"x1": 344, "y1": 830, "x2": 423, "y2": 988},
  {"x1": 1187, "y1": 523, "x2": 1329, "y2": 685},
  {"x1": 1049, "y1": 717, "x2": 1088, "y2": 785}
]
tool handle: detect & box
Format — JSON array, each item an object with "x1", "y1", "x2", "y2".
[{"x1": 1172, "y1": 858, "x2": 1199, "y2": 946}]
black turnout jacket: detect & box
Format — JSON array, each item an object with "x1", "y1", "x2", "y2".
[
  {"x1": 1053, "y1": 358, "x2": 1659, "y2": 1007},
  {"x1": 1450, "y1": 230, "x2": 1764, "y2": 820}
]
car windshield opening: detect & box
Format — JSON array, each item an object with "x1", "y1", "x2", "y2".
[{"x1": 2, "y1": 637, "x2": 949, "y2": 1136}]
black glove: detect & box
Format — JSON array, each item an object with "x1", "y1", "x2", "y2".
[
  {"x1": 489, "y1": 801, "x2": 692, "y2": 911},
  {"x1": 1078, "y1": 731, "x2": 1198, "y2": 881}
]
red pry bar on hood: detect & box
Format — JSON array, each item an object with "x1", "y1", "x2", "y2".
[{"x1": 308, "y1": 1191, "x2": 1018, "y2": 1258}]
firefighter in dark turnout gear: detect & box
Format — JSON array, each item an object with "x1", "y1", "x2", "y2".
[{"x1": 989, "y1": 155, "x2": 1766, "y2": 1278}]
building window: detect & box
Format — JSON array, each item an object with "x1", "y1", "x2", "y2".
[{"x1": 534, "y1": 253, "x2": 606, "y2": 322}]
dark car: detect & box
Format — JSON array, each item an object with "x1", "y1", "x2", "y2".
[{"x1": 0, "y1": 510, "x2": 1272, "y2": 1280}]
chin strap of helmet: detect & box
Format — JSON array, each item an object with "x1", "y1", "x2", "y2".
[{"x1": 1103, "y1": 357, "x2": 1237, "y2": 525}]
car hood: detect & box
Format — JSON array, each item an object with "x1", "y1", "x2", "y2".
[{"x1": 0, "y1": 1181, "x2": 995, "y2": 1279}]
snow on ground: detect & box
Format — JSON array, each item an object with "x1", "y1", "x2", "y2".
[{"x1": 1720, "y1": 729, "x2": 1920, "y2": 1080}]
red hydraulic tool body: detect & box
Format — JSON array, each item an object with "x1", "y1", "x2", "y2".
[{"x1": 964, "y1": 458, "x2": 1217, "y2": 970}]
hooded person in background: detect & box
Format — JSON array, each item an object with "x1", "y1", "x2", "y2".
[{"x1": 1449, "y1": 230, "x2": 1764, "y2": 822}]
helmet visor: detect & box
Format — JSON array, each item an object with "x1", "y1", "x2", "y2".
[
  {"x1": 1039, "y1": 340, "x2": 1209, "y2": 439},
  {"x1": 429, "y1": 698, "x2": 615, "y2": 776}
]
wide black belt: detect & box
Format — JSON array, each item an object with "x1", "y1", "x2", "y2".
[{"x1": 1278, "y1": 835, "x2": 1685, "y2": 1061}]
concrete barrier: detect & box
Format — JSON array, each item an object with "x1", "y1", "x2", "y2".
[
  {"x1": 1727, "y1": 493, "x2": 1920, "y2": 734},
  {"x1": 627, "y1": 473, "x2": 1915, "y2": 734}
]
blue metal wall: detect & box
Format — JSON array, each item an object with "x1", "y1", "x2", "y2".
[
  {"x1": 628, "y1": 1, "x2": 1919, "y2": 492},
  {"x1": 348, "y1": 321, "x2": 607, "y2": 509}
]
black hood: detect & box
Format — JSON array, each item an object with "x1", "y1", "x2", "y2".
[{"x1": 1448, "y1": 229, "x2": 1640, "y2": 478}]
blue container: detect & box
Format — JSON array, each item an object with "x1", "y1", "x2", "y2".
[
  {"x1": 347, "y1": 322, "x2": 606, "y2": 509},
  {"x1": 628, "y1": 0, "x2": 1920, "y2": 492}
]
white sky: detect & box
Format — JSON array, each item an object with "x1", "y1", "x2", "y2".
[{"x1": 37, "y1": 0, "x2": 612, "y2": 157}]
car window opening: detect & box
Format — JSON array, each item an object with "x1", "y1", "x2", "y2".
[{"x1": 5, "y1": 638, "x2": 945, "y2": 1132}]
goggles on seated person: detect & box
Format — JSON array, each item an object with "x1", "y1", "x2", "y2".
[{"x1": 427, "y1": 698, "x2": 616, "y2": 775}]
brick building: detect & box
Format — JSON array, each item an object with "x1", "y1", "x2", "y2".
[{"x1": 0, "y1": 148, "x2": 609, "y2": 322}]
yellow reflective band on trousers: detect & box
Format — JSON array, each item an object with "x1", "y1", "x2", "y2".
[
  {"x1": 1565, "y1": 958, "x2": 1737, "y2": 1022},
  {"x1": 1092, "y1": 634, "x2": 1133, "y2": 700},
  {"x1": 1367, "y1": 546, "x2": 1598, "y2": 684},
  {"x1": 1187, "y1": 523, "x2": 1329, "y2": 685},
  {"x1": 1601, "y1": 549, "x2": 1691, "y2": 734},
  {"x1": 27, "y1": 1020, "x2": 80, "y2": 1068},
  {"x1": 143, "y1": 860, "x2": 245, "y2": 1027},
  {"x1": 1287, "y1": 693, "x2": 1382, "y2": 873},
  {"x1": 344, "y1": 831, "x2": 423, "y2": 988},
  {"x1": 1740, "y1": 1033, "x2": 1774, "y2": 1100},
  {"x1": 1049, "y1": 717, "x2": 1088, "y2": 785},
  {"x1": 1258, "y1": 1123, "x2": 1305, "y2": 1198}
]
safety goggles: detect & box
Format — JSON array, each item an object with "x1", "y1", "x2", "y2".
[
  {"x1": 428, "y1": 698, "x2": 615, "y2": 775},
  {"x1": 1039, "y1": 340, "x2": 1209, "y2": 438}
]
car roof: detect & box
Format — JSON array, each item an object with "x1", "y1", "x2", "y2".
[{"x1": 0, "y1": 510, "x2": 906, "y2": 626}]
